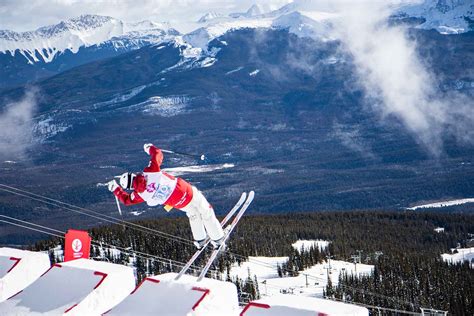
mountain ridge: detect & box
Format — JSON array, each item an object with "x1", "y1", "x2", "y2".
[{"x1": 0, "y1": 14, "x2": 179, "y2": 64}]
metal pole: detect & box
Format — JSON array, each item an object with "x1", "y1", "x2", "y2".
[{"x1": 357, "y1": 250, "x2": 363, "y2": 263}]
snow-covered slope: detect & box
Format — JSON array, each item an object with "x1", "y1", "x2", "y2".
[
  {"x1": 109, "y1": 273, "x2": 239, "y2": 316},
  {"x1": 395, "y1": 0, "x2": 474, "y2": 34},
  {"x1": 0, "y1": 258, "x2": 135, "y2": 315},
  {"x1": 183, "y1": 18, "x2": 274, "y2": 50},
  {"x1": 0, "y1": 14, "x2": 179, "y2": 63},
  {"x1": 441, "y1": 247, "x2": 474, "y2": 267},
  {"x1": 227, "y1": 240, "x2": 373, "y2": 300},
  {"x1": 407, "y1": 198, "x2": 474, "y2": 210},
  {"x1": 243, "y1": 295, "x2": 369, "y2": 315},
  {"x1": 184, "y1": 4, "x2": 337, "y2": 51},
  {"x1": 0, "y1": 248, "x2": 50, "y2": 302}
]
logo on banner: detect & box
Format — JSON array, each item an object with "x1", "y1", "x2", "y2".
[
  {"x1": 64, "y1": 230, "x2": 91, "y2": 262},
  {"x1": 72, "y1": 239, "x2": 82, "y2": 252}
]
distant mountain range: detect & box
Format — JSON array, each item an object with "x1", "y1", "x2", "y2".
[
  {"x1": 1, "y1": 1, "x2": 472, "y2": 90},
  {"x1": 0, "y1": 15, "x2": 179, "y2": 89}
]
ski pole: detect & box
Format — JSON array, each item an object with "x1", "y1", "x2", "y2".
[
  {"x1": 161, "y1": 149, "x2": 205, "y2": 161},
  {"x1": 114, "y1": 196, "x2": 127, "y2": 230},
  {"x1": 115, "y1": 196, "x2": 122, "y2": 216},
  {"x1": 97, "y1": 182, "x2": 123, "y2": 217}
]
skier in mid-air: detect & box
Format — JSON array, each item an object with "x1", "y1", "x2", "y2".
[{"x1": 107, "y1": 143, "x2": 225, "y2": 249}]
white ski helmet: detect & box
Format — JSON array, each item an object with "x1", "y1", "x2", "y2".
[{"x1": 118, "y1": 172, "x2": 136, "y2": 190}]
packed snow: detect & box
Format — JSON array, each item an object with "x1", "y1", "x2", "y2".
[
  {"x1": 408, "y1": 198, "x2": 474, "y2": 210},
  {"x1": 229, "y1": 256, "x2": 289, "y2": 280},
  {"x1": 0, "y1": 258, "x2": 135, "y2": 315},
  {"x1": 442, "y1": 247, "x2": 474, "y2": 268},
  {"x1": 0, "y1": 248, "x2": 50, "y2": 302},
  {"x1": 243, "y1": 294, "x2": 368, "y2": 315},
  {"x1": 109, "y1": 273, "x2": 239, "y2": 316}
]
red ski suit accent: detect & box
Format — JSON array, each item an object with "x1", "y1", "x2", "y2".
[{"x1": 113, "y1": 146, "x2": 193, "y2": 209}]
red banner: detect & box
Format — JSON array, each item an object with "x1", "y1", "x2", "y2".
[{"x1": 64, "y1": 229, "x2": 91, "y2": 262}]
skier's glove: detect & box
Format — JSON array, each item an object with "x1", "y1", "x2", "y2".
[
  {"x1": 107, "y1": 180, "x2": 119, "y2": 192},
  {"x1": 143, "y1": 143, "x2": 154, "y2": 155}
]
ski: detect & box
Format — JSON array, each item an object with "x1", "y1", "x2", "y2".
[
  {"x1": 197, "y1": 190, "x2": 255, "y2": 282},
  {"x1": 174, "y1": 192, "x2": 247, "y2": 280}
]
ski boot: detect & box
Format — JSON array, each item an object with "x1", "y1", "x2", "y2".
[
  {"x1": 193, "y1": 239, "x2": 206, "y2": 250},
  {"x1": 211, "y1": 226, "x2": 231, "y2": 250}
]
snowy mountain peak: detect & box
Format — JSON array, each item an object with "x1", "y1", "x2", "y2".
[
  {"x1": 396, "y1": 0, "x2": 474, "y2": 34},
  {"x1": 245, "y1": 4, "x2": 266, "y2": 17},
  {"x1": 0, "y1": 14, "x2": 177, "y2": 64},
  {"x1": 124, "y1": 20, "x2": 175, "y2": 32},
  {"x1": 56, "y1": 14, "x2": 117, "y2": 31},
  {"x1": 0, "y1": 15, "x2": 117, "y2": 40},
  {"x1": 198, "y1": 12, "x2": 224, "y2": 23}
]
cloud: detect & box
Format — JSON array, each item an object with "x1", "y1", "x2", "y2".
[
  {"x1": 321, "y1": 0, "x2": 474, "y2": 156},
  {"x1": 0, "y1": 88, "x2": 39, "y2": 159}
]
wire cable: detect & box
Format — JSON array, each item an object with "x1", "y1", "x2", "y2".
[
  {"x1": 0, "y1": 215, "x2": 65, "y2": 234},
  {"x1": 0, "y1": 217, "x2": 204, "y2": 274},
  {"x1": 0, "y1": 184, "x2": 194, "y2": 246},
  {"x1": 0, "y1": 220, "x2": 65, "y2": 239}
]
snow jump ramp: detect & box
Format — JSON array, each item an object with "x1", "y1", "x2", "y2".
[
  {"x1": 0, "y1": 247, "x2": 50, "y2": 303},
  {"x1": 108, "y1": 272, "x2": 239, "y2": 315},
  {"x1": 241, "y1": 295, "x2": 369, "y2": 316},
  {"x1": 0, "y1": 258, "x2": 135, "y2": 315}
]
